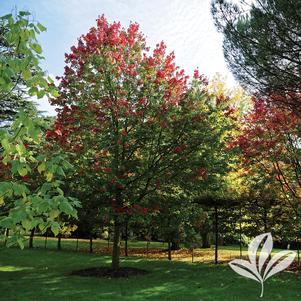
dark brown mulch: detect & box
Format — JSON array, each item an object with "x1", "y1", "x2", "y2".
[{"x1": 70, "y1": 267, "x2": 149, "y2": 278}]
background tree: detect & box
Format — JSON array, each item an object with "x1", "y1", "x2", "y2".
[{"x1": 211, "y1": 0, "x2": 301, "y2": 111}]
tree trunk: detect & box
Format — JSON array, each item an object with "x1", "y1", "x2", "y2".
[
  {"x1": 28, "y1": 228, "x2": 35, "y2": 249},
  {"x1": 201, "y1": 230, "x2": 210, "y2": 248},
  {"x1": 297, "y1": 242, "x2": 300, "y2": 272},
  {"x1": 146, "y1": 240, "x2": 150, "y2": 258},
  {"x1": 112, "y1": 216, "x2": 121, "y2": 270},
  {"x1": 214, "y1": 206, "x2": 218, "y2": 265},
  {"x1": 239, "y1": 204, "x2": 242, "y2": 259},
  {"x1": 44, "y1": 235, "x2": 48, "y2": 249},
  {"x1": 89, "y1": 235, "x2": 93, "y2": 253},
  {"x1": 263, "y1": 206, "x2": 268, "y2": 233},
  {"x1": 171, "y1": 240, "x2": 180, "y2": 250},
  {"x1": 124, "y1": 219, "x2": 128, "y2": 257},
  {"x1": 107, "y1": 226, "x2": 110, "y2": 248},
  {"x1": 168, "y1": 240, "x2": 172, "y2": 261},
  {"x1": 57, "y1": 234, "x2": 62, "y2": 250},
  {"x1": 76, "y1": 236, "x2": 79, "y2": 252},
  {"x1": 4, "y1": 228, "x2": 9, "y2": 246}
]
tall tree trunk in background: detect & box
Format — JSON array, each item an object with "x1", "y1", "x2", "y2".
[
  {"x1": 4, "y1": 229, "x2": 9, "y2": 246},
  {"x1": 28, "y1": 228, "x2": 35, "y2": 249},
  {"x1": 168, "y1": 239, "x2": 172, "y2": 261},
  {"x1": 89, "y1": 235, "x2": 93, "y2": 253},
  {"x1": 124, "y1": 218, "x2": 128, "y2": 257},
  {"x1": 44, "y1": 235, "x2": 48, "y2": 249},
  {"x1": 112, "y1": 215, "x2": 121, "y2": 270},
  {"x1": 75, "y1": 234, "x2": 79, "y2": 252},
  {"x1": 239, "y1": 204, "x2": 242, "y2": 259},
  {"x1": 57, "y1": 234, "x2": 62, "y2": 250},
  {"x1": 171, "y1": 240, "x2": 180, "y2": 250},
  {"x1": 107, "y1": 226, "x2": 110, "y2": 248},
  {"x1": 297, "y1": 241, "x2": 300, "y2": 272},
  {"x1": 263, "y1": 206, "x2": 268, "y2": 233},
  {"x1": 146, "y1": 240, "x2": 150, "y2": 258},
  {"x1": 201, "y1": 231, "x2": 210, "y2": 248},
  {"x1": 214, "y1": 206, "x2": 218, "y2": 265}
]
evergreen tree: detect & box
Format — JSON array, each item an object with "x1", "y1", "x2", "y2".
[{"x1": 211, "y1": 0, "x2": 301, "y2": 111}]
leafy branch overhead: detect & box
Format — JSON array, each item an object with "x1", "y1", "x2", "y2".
[{"x1": 0, "y1": 11, "x2": 78, "y2": 247}]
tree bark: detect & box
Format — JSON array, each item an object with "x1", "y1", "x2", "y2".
[
  {"x1": 28, "y1": 228, "x2": 35, "y2": 249},
  {"x1": 171, "y1": 240, "x2": 180, "y2": 250},
  {"x1": 239, "y1": 204, "x2": 242, "y2": 259},
  {"x1": 124, "y1": 219, "x2": 128, "y2": 257},
  {"x1": 89, "y1": 235, "x2": 93, "y2": 253},
  {"x1": 44, "y1": 235, "x2": 48, "y2": 249},
  {"x1": 214, "y1": 206, "x2": 218, "y2": 265},
  {"x1": 297, "y1": 243, "x2": 300, "y2": 272},
  {"x1": 57, "y1": 234, "x2": 62, "y2": 250},
  {"x1": 168, "y1": 240, "x2": 172, "y2": 261},
  {"x1": 201, "y1": 231, "x2": 210, "y2": 248},
  {"x1": 76, "y1": 236, "x2": 79, "y2": 252},
  {"x1": 146, "y1": 240, "x2": 150, "y2": 258},
  {"x1": 4, "y1": 228, "x2": 9, "y2": 246},
  {"x1": 107, "y1": 226, "x2": 110, "y2": 248},
  {"x1": 112, "y1": 216, "x2": 121, "y2": 270}
]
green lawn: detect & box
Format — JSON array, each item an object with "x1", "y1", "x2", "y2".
[{"x1": 0, "y1": 247, "x2": 300, "y2": 301}]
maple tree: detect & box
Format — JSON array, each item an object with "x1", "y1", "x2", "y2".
[
  {"x1": 47, "y1": 15, "x2": 213, "y2": 269},
  {"x1": 231, "y1": 98, "x2": 301, "y2": 217}
]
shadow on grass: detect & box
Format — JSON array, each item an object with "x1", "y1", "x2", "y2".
[{"x1": 0, "y1": 247, "x2": 300, "y2": 301}]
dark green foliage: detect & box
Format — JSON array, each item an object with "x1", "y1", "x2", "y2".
[{"x1": 212, "y1": 0, "x2": 301, "y2": 110}]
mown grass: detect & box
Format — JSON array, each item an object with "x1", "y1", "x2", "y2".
[
  {"x1": 30, "y1": 236, "x2": 167, "y2": 251},
  {"x1": 0, "y1": 247, "x2": 300, "y2": 301}
]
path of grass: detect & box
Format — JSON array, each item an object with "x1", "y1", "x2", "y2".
[{"x1": 0, "y1": 247, "x2": 300, "y2": 300}]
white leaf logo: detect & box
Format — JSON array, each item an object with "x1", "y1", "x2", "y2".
[{"x1": 229, "y1": 233, "x2": 296, "y2": 298}]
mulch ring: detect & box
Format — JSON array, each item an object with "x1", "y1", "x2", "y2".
[
  {"x1": 285, "y1": 262, "x2": 301, "y2": 273},
  {"x1": 70, "y1": 266, "x2": 149, "y2": 278}
]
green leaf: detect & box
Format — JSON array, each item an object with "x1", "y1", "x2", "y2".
[
  {"x1": 22, "y1": 69, "x2": 31, "y2": 80},
  {"x1": 1, "y1": 14, "x2": 12, "y2": 20},
  {"x1": 49, "y1": 209, "x2": 60, "y2": 219},
  {"x1": 16, "y1": 143, "x2": 26, "y2": 156},
  {"x1": 50, "y1": 87, "x2": 59, "y2": 97},
  {"x1": 56, "y1": 167, "x2": 66, "y2": 177},
  {"x1": 46, "y1": 172, "x2": 53, "y2": 182},
  {"x1": 1, "y1": 138, "x2": 10, "y2": 150},
  {"x1": 47, "y1": 76, "x2": 54, "y2": 84},
  {"x1": 37, "y1": 162, "x2": 46, "y2": 173},
  {"x1": 19, "y1": 11, "x2": 31, "y2": 16},
  {"x1": 51, "y1": 222, "x2": 60, "y2": 236},
  {"x1": 18, "y1": 167, "x2": 28, "y2": 177},
  {"x1": 21, "y1": 219, "x2": 32, "y2": 231},
  {"x1": 59, "y1": 201, "x2": 74, "y2": 215},
  {"x1": 30, "y1": 43, "x2": 42, "y2": 54},
  {"x1": 0, "y1": 217, "x2": 14, "y2": 228},
  {"x1": 37, "y1": 23, "x2": 47, "y2": 32},
  {"x1": 17, "y1": 238, "x2": 25, "y2": 249}
]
